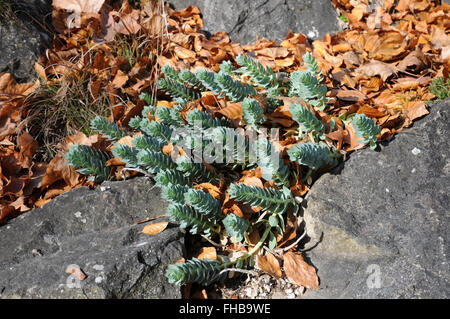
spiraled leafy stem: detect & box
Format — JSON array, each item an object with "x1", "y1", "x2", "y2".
[{"x1": 166, "y1": 225, "x2": 271, "y2": 286}]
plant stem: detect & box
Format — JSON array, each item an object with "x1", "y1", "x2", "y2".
[{"x1": 224, "y1": 225, "x2": 271, "y2": 268}]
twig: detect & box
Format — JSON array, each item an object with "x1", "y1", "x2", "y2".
[
  {"x1": 262, "y1": 245, "x2": 283, "y2": 258},
  {"x1": 200, "y1": 235, "x2": 223, "y2": 248},
  {"x1": 281, "y1": 229, "x2": 307, "y2": 252},
  {"x1": 218, "y1": 268, "x2": 260, "y2": 277},
  {"x1": 257, "y1": 211, "x2": 268, "y2": 221},
  {"x1": 135, "y1": 214, "x2": 167, "y2": 224}
]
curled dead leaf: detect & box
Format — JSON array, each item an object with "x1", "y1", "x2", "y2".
[
  {"x1": 193, "y1": 182, "x2": 221, "y2": 199},
  {"x1": 255, "y1": 47, "x2": 290, "y2": 59},
  {"x1": 336, "y1": 89, "x2": 367, "y2": 102},
  {"x1": 18, "y1": 132, "x2": 39, "y2": 168},
  {"x1": 282, "y1": 251, "x2": 319, "y2": 289},
  {"x1": 196, "y1": 247, "x2": 217, "y2": 260},
  {"x1": 239, "y1": 176, "x2": 264, "y2": 188},
  {"x1": 402, "y1": 101, "x2": 429, "y2": 122},
  {"x1": 364, "y1": 31, "x2": 407, "y2": 61},
  {"x1": 216, "y1": 102, "x2": 243, "y2": 120},
  {"x1": 344, "y1": 124, "x2": 366, "y2": 151},
  {"x1": 355, "y1": 61, "x2": 397, "y2": 82},
  {"x1": 396, "y1": 49, "x2": 429, "y2": 73},
  {"x1": 257, "y1": 252, "x2": 282, "y2": 279},
  {"x1": 141, "y1": 221, "x2": 169, "y2": 236},
  {"x1": 173, "y1": 45, "x2": 197, "y2": 60},
  {"x1": 53, "y1": 0, "x2": 104, "y2": 13},
  {"x1": 112, "y1": 70, "x2": 129, "y2": 89}
]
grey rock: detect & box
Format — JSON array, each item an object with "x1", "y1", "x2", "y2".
[
  {"x1": 0, "y1": 0, "x2": 53, "y2": 82},
  {"x1": 302, "y1": 99, "x2": 450, "y2": 298},
  {"x1": 168, "y1": 0, "x2": 341, "y2": 44},
  {"x1": 0, "y1": 177, "x2": 185, "y2": 299}
]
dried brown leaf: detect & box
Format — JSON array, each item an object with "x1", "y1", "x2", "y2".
[
  {"x1": 18, "y1": 132, "x2": 39, "y2": 168},
  {"x1": 196, "y1": 247, "x2": 217, "y2": 260},
  {"x1": 283, "y1": 251, "x2": 319, "y2": 289},
  {"x1": 141, "y1": 221, "x2": 169, "y2": 236},
  {"x1": 53, "y1": 0, "x2": 105, "y2": 13},
  {"x1": 355, "y1": 61, "x2": 397, "y2": 81},
  {"x1": 396, "y1": 49, "x2": 429, "y2": 72},
  {"x1": 257, "y1": 252, "x2": 282, "y2": 279},
  {"x1": 112, "y1": 70, "x2": 129, "y2": 88},
  {"x1": 216, "y1": 102, "x2": 243, "y2": 120},
  {"x1": 403, "y1": 101, "x2": 429, "y2": 122}
]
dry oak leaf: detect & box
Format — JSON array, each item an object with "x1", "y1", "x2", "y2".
[
  {"x1": 0, "y1": 73, "x2": 39, "y2": 96},
  {"x1": 9, "y1": 196, "x2": 29, "y2": 213},
  {"x1": 257, "y1": 252, "x2": 282, "y2": 279},
  {"x1": 41, "y1": 152, "x2": 80, "y2": 189},
  {"x1": 277, "y1": 210, "x2": 299, "y2": 247},
  {"x1": 396, "y1": 49, "x2": 429, "y2": 73},
  {"x1": 283, "y1": 251, "x2": 319, "y2": 289},
  {"x1": 196, "y1": 247, "x2": 217, "y2": 260},
  {"x1": 112, "y1": 70, "x2": 129, "y2": 89},
  {"x1": 142, "y1": 12, "x2": 166, "y2": 36},
  {"x1": 402, "y1": 101, "x2": 429, "y2": 122},
  {"x1": 355, "y1": 61, "x2": 397, "y2": 82},
  {"x1": 193, "y1": 183, "x2": 221, "y2": 199},
  {"x1": 239, "y1": 176, "x2": 264, "y2": 188},
  {"x1": 378, "y1": 113, "x2": 403, "y2": 129},
  {"x1": 173, "y1": 45, "x2": 197, "y2": 60},
  {"x1": 360, "y1": 77, "x2": 383, "y2": 94},
  {"x1": 364, "y1": 31, "x2": 407, "y2": 61},
  {"x1": 115, "y1": 135, "x2": 133, "y2": 147},
  {"x1": 431, "y1": 27, "x2": 450, "y2": 49},
  {"x1": 343, "y1": 124, "x2": 366, "y2": 151},
  {"x1": 0, "y1": 206, "x2": 16, "y2": 224},
  {"x1": 141, "y1": 221, "x2": 169, "y2": 236},
  {"x1": 53, "y1": 0, "x2": 105, "y2": 13},
  {"x1": 216, "y1": 102, "x2": 243, "y2": 120},
  {"x1": 351, "y1": 4, "x2": 367, "y2": 21},
  {"x1": 42, "y1": 181, "x2": 77, "y2": 200},
  {"x1": 336, "y1": 89, "x2": 367, "y2": 102},
  {"x1": 63, "y1": 131, "x2": 102, "y2": 151},
  {"x1": 280, "y1": 32, "x2": 308, "y2": 48},
  {"x1": 342, "y1": 51, "x2": 362, "y2": 66},
  {"x1": 441, "y1": 46, "x2": 450, "y2": 63},
  {"x1": 34, "y1": 62, "x2": 47, "y2": 81},
  {"x1": 373, "y1": 90, "x2": 404, "y2": 109},
  {"x1": 274, "y1": 96, "x2": 314, "y2": 116},
  {"x1": 397, "y1": 0, "x2": 429, "y2": 12},
  {"x1": 18, "y1": 132, "x2": 40, "y2": 168},
  {"x1": 392, "y1": 76, "x2": 432, "y2": 91},
  {"x1": 112, "y1": 8, "x2": 141, "y2": 35},
  {"x1": 358, "y1": 106, "x2": 387, "y2": 118},
  {"x1": 2, "y1": 176, "x2": 27, "y2": 196},
  {"x1": 275, "y1": 56, "x2": 295, "y2": 67},
  {"x1": 255, "y1": 47, "x2": 290, "y2": 59},
  {"x1": 247, "y1": 228, "x2": 261, "y2": 250}
]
